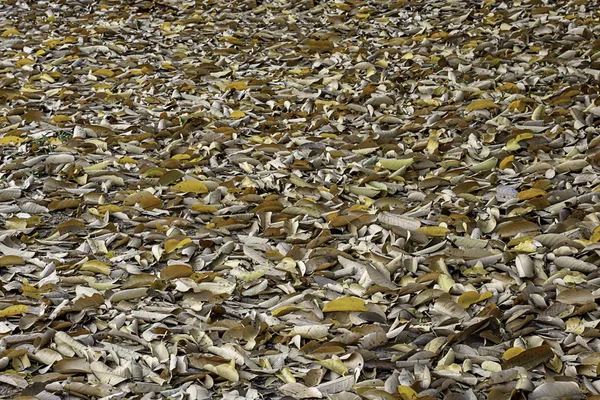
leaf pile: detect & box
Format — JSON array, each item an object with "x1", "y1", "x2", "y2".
[{"x1": 1, "y1": 0, "x2": 600, "y2": 399}]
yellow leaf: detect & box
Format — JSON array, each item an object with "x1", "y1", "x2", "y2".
[
  {"x1": 458, "y1": 291, "x2": 492, "y2": 308},
  {"x1": 590, "y1": 226, "x2": 600, "y2": 243},
  {"x1": 465, "y1": 99, "x2": 498, "y2": 113},
  {"x1": 93, "y1": 83, "x2": 113, "y2": 90},
  {"x1": 502, "y1": 347, "x2": 525, "y2": 360},
  {"x1": 565, "y1": 318, "x2": 585, "y2": 334},
  {"x1": 512, "y1": 239, "x2": 537, "y2": 253},
  {"x1": 205, "y1": 359, "x2": 239, "y2": 382},
  {"x1": 39, "y1": 73, "x2": 55, "y2": 83},
  {"x1": 417, "y1": 226, "x2": 450, "y2": 237},
  {"x1": 546, "y1": 353, "x2": 562, "y2": 373},
  {"x1": 172, "y1": 153, "x2": 191, "y2": 161},
  {"x1": 506, "y1": 132, "x2": 534, "y2": 151},
  {"x1": 479, "y1": 291, "x2": 493, "y2": 301},
  {"x1": 122, "y1": 191, "x2": 158, "y2": 207},
  {"x1": 516, "y1": 188, "x2": 546, "y2": 201},
  {"x1": 497, "y1": 82, "x2": 520, "y2": 93},
  {"x1": 277, "y1": 367, "x2": 296, "y2": 384},
  {"x1": 230, "y1": 110, "x2": 246, "y2": 120},
  {"x1": 323, "y1": 297, "x2": 368, "y2": 312},
  {"x1": 532, "y1": 105, "x2": 545, "y2": 120},
  {"x1": 226, "y1": 81, "x2": 250, "y2": 90},
  {"x1": 47, "y1": 137, "x2": 63, "y2": 146},
  {"x1": 377, "y1": 158, "x2": 414, "y2": 171},
  {"x1": 117, "y1": 156, "x2": 138, "y2": 164},
  {"x1": 164, "y1": 237, "x2": 192, "y2": 254},
  {"x1": 397, "y1": 385, "x2": 419, "y2": 400},
  {"x1": 426, "y1": 137, "x2": 439, "y2": 154},
  {"x1": 93, "y1": 68, "x2": 115, "y2": 78},
  {"x1": 421, "y1": 99, "x2": 440, "y2": 107},
  {"x1": 80, "y1": 260, "x2": 111, "y2": 275},
  {"x1": 438, "y1": 274, "x2": 455, "y2": 292},
  {"x1": 98, "y1": 205, "x2": 122, "y2": 214},
  {"x1": 469, "y1": 157, "x2": 497, "y2": 172},
  {"x1": 1, "y1": 29, "x2": 20, "y2": 37},
  {"x1": 22, "y1": 284, "x2": 53, "y2": 300},
  {"x1": 458, "y1": 292, "x2": 480, "y2": 308},
  {"x1": 172, "y1": 180, "x2": 208, "y2": 194},
  {"x1": 191, "y1": 204, "x2": 218, "y2": 213},
  {"x1": 272, "y1": 306, "x2": 300, "y2": 317},
  {"x1": 507, "y1": 99, "x2": 528, "y2": 113},
  {"x1": 507, "y1": 236, "x2": 533, "y2": 247},
  {"x1": 50, "y1": 115, "x2": 72, "y2": 123},
  {"x1": 0, "y1": 136, "x2": 26, "y2": 145},
  {"x1": 499, "y1": 155, "x2": 515, "y2": 170},
  {"x1": 315, "y1": 359, "x2": 348, "y2": 376},
  {"x1": 16, "y1": 58, "x2": 35, "y2": 68},
  {"x1": 0, "y1": 305, "x2": 28, "y2": 317},
  {"x1": 502, "y1": 345, "x2": 554, "y2": 370},
  {"x1": 6, "y1": 217, "x2": 27, "y2": 230},
  {"x1": 43, "y1": 39, "x2": 63, "y2": 48},
  {"x1": 0, "y1": 256, "x2": 25, "y2": 267}
]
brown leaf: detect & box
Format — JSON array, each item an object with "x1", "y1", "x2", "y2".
[{"x1": 159, "y1": 264, "x2": 193, "y2": 280}]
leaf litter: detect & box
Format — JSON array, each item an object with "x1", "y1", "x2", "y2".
[{"x1": 1, "y1": 0, "x2": 600, "y2": 399}]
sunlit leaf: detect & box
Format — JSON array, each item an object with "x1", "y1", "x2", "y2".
[
  {"x1": 315, "y1": 359, "x2": 348, "y2": 376},
  {"x1": 0, "y1": 305, "x2": 29, "y2": 317},
  {"x1": 397, "y1": 385, "x2": 419, "y2": 400},
  {"x1": 204, "y1": 359, "x2": 239, "y2": 382},
  {"x1": 164, "y1": 237, "x2": 192, "y2": 254},
  {"x1": 465, "y1": 99, "x2": 498, "y2": 113},
  {"x1": 417, "y1": 226, "x2": 450, "y2": 237},
  {"x1": 0, "y1": 256, "x2": 25, "y2": 267},
  {"x1": 503, "y1": 347, "x2": 525, "y2": 360},
  {"x1": 171, "y1": 180, "x2": 208, "y2": 194},
  {"x1": 80, "y1": 260, "x2": 111, "y2": 275},
  {"x1": 322, "y1": 297, "x2": 368, "y2": 312},
  {"x1": 377, "y1": 158, "x2": 414, "y2": 171},
  {"x1": 159, "y1": 264, "x2": 193, "y2": 280},
  {"x1": 227, "y1": 81, "x2": 250, "y2": 90},
  {"x1": 230, "y1": 110, "x2": 246, "y2": 119},
  {"x1": 4, "y1": 0, "x2": 599, "y2": 396},
  {"x1": 502, "y1": 345, "x2": 554, "y2": 370},
  {"x1": 0, "y1": 136, "x2": 26, "y2": 145},
  {"x1": 457, "y1": 291, "x2": 492, "y2": 308}
]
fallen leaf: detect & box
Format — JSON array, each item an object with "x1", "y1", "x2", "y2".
[
  {"x1": 80, "y1": 260, "x2": 111, "y2": 275},
  {"x1": 171, "y1": 180, "x2": 209, "y2": 194},
  {"x1": 465, "y1": 99, "x2": 498, "y2": 113},
  {"x1": 230, "y1": 110, "x2": 246, "y2": 119},
  {"x1": 0, "y1": 305, "x2": 28, "y2": 318},
  {"x1": 323, "y1": 297, "x2": 369, "y2": 312},
  {"x1": 502, "y1": 345, "x2": 554, "y2": 370}
]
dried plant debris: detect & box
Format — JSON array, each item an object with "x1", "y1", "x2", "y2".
[{"x1": 1, "y1": 0, "x2": 600, "y2": 398}]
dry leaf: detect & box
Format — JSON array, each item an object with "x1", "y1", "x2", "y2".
[
  {"x1": 159, "y1": 264, "x2": 193, "y2": 280},
  {"x1": 502, "y1": 345, "x2": 554, "y2": 370},
  {"x1": 465, "y1": 99, "x2": 499, "y2": 113},
  {"x1": 171, "y1": 180, "x2": 208, "y2": 194},
  {"x1": 3, "y1": 1, "x2": 599, "y2": 397},
  {"x1": 80, "y1": 260, "x2": 111, "y2": 275},
  {"x1": 0, "y1": 305, "x2": 28, "y2": 317},
  {"x1": 323, "y1": 297, "x2": 369, "y2": 312}
]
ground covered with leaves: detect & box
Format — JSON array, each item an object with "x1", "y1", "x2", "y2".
[{"x1": 1, "y1": 0, "x2": 600, "y2": 399}]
